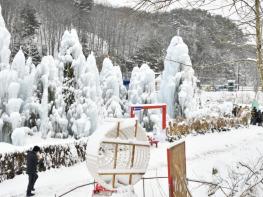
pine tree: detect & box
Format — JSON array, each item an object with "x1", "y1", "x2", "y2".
[
  {"x1": 73, "y1": 0, "x2": 93, "y2": 13},
  {"x1": 63, "y1": 62, "x2": 75, "y2": 113},
  {"x1": 132, "y1": 38, "x2": 164, "y2": 72},
  {"x1": 12, "y1": 5, "x2": 41, "y2": 65}
]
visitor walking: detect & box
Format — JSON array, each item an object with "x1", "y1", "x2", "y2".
[
  {"x1": 232, "y1": 106, "x2": 238, "y2": 117},
  {"x1": 26, "y1": 146, "x2": 42, "y2": 197},
  {"x1": 251, "y1": 107, "x2": 257, "y2": 125},
  {"x1": 257, "y1": 110, "x2": 263, "y2": 126}
]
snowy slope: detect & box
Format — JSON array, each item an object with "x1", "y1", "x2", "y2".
[{"x1": 1, "y1": 126, "x2": 263, "y2": 196}]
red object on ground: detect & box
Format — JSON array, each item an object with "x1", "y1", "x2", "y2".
[
  {"x1": 93, "y1": 183, "x2": 114, "y2": 195},
  {"x1": 147, "y1": 136, "x2": 159, "y2": 148}
]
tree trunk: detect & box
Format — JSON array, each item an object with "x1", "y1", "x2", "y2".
[{"x1": 255, "y1": 0, "x2": 263, "y2": 90}]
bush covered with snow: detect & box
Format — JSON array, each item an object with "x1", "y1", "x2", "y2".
[{"x1": 167, "y1": 110, "x2": 251, "y2": 139}]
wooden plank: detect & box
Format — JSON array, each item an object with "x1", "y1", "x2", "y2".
[
  {"x1": 134, "y1": 120, "x2": 138, "y2": 137},
  {"x1": 99, "y1": 172, "x2": 145, "y2": 175},
  {"x1": 167, "y1": 141, "x2": 187, "y2": 197},
  {"x1": 129, "y1": 120, "x2": 138, "y2": 184},
  {"x1": 112, "y1": 122, "x2": 120, "y2": 188},
  {"x1": 98, "y1": 169, "x2": 146, "y2": 174},
  {"x1": 101, "y1": 140, "x2": 149, "y2": 147}
]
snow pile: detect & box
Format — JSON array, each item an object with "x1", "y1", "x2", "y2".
[
  {"x1": 112, "y1": 186, "x2": 137, "y2": 197},
  {"x1": 11, "y1": 127, "x2": 32, "y2": 146},
  {"x1": 159, "y1": 36, "x2": 198, "y2": 119},
  {"x1": 100, "y1": 57, "x2": 127, "y2": 118}
]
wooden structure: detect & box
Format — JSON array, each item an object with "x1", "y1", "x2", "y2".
[
  {"x1": 86, "y1": 118, "x2": 150, "y2": 192},
  {"x1": 167, "y1": 141, "x2": 189, "y2": 197}
]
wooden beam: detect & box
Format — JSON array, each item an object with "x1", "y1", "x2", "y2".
[
  {"x1": 98, "y1": 169, "x2": 146, "y2": 174},
  {"x1": 129, "y1": 120, "x2": 138, "y2": 184},
  {"x1": 99, "y1": 172, "x2": 145, "y2": 175},
  {"x1": 101, "y1": 140, "x2": 149, "y2": 147},
  {"x1": 112, "y1": 122, "x2": 120, "y2": 188}
]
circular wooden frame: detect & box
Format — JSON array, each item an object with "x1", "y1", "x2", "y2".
[{"x1": 86, "y1": 118, "x2": 150, "y2": 190}]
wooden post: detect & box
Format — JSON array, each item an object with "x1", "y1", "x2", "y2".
[
  {"x1": 129, "y1": 120, "x2": 138, "y2": 184},
  {"x1": 112, "y1": 122, "x2": 120, "y2": 188},
  {"x1": 143, "y1": 178, "x2": 145, "y2": 197},
  {"x1": 162, "y1": 104, "x2": 167, "y2": 130}
]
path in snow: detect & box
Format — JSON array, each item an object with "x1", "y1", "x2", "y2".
[{"x1": 0, "y1": 126, "x2": 262, "y2": 197}]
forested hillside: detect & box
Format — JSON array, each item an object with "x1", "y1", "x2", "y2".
[{"x1": 0, "y1": 0, "x2": 258, "y2": 86}]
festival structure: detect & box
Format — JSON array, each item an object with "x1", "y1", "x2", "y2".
[{"x1": 86, "y1": 118, "x2": 150, "y2": 196}]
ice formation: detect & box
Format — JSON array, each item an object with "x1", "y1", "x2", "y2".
[
  {"x1": 58, "y1": 29, "x2": 86, "y2": 82},
  {"x1": 0, "y1": 47, "x2": 36, "y2": 143},
  {"x1": 0, "y1": 5, "x2": 11, "y2": 67},
  {"x1": 100, "y1": 57, "x2": 126, "y2": 118},
  {"x1": 58, "y1": 30, "x2": 100, "y2": 138},
  {"x1": 128, "y1": 64, "x2": 160, "y2": 131},
  {"x1": 128, "y1": 64, "x2": 157, "y2": 105},
  {"x1": 11, "y1": 49, "x2": 26, "y2": 78},
  {"x1": 159, "y1": 36, "x2": 198, "y2": 118},
  {"x1": 0, "y1": 12, "x2": 35, "y2": 142}
]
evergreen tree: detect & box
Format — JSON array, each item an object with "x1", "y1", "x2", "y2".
[
  {"x1": 12, "y1": 5, "x2": 41, "y2": 65},
  {"x1": 19, "y1": 6, "x2": 40, "y2": 37},
  {"x1": 132, "y1": 38, "x2": 164, "y2": 72},
  {"x1": 73, "y1": 0, "x2": 93, "y2": 12}
]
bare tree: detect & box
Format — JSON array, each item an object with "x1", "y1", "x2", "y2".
[{"x1": 135, "y1": 0, "x2": 263, "y2": 88}]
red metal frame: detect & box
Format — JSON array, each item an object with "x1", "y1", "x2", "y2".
[{"x1": 130, "y1": 103, "x2": 167, "y2": 130}]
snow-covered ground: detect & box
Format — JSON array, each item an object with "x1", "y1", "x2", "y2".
[
  {"x1": 201, "y1": 91, "x2": 263, "y2": 106},
  {"x1": 1, "y1": 126, "x2": 263, "y2": 197}
]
